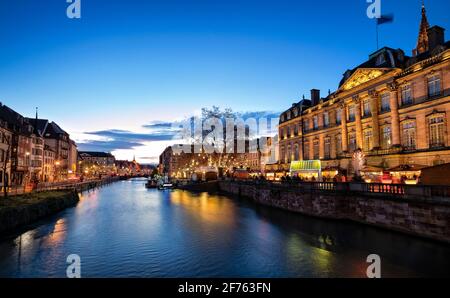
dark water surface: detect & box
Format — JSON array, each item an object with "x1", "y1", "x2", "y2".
[{"x1": 0, "y1": 178, "x2": 449, "y2": 277}]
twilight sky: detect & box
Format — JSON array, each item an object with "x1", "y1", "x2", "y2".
[{"x1": 0, "y1": 0, "x2": 449, "y2": 163}]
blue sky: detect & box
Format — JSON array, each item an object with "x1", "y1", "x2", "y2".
[{"x1": 0, "y1": 0, "x2": 449, "y2": 163}]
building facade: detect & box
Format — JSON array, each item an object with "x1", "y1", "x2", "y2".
[
  {"x1": 278, "y1": 6, "x2": 450, "y2": 178},
  {"x1": 79, "y1": 151, "x2": 116, "y2": 177}
]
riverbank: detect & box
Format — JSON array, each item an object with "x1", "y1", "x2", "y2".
[
  {"x1": 0, "y1": 191, "x2": 79, "y2": 234},
  {"x1": 212, "y1": 180, "x2": 450, "y2": 244},
  {"x1": 0, "y1": 177, "x2": 122, "y2": 235}
]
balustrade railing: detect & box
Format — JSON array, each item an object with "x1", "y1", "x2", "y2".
[{"x1": 224, "y1": 179, "x2": 450, "y2": 199}]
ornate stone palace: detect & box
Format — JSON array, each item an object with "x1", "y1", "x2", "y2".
[{"x1": 277, "y1": 5, "x2": 450, "y2": 176}]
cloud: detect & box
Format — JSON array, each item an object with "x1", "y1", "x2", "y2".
[{"x1": 75, "y1": 109, "x2": 281, "y2": 158}]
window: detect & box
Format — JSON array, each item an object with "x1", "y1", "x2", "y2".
[
  {"x1": 401, "y1": 85, "x2": 413, "y2": 106},
  {"x1": 381, "y1": 126, "x2": 392, "y2": 149},
  {"x1": 348, "y1": 105, "x2": 356, "y2": 122},
  {"x1": 281, "y1": 147, "x2": 285, "y2": 163},
  {"x1": 294, "y1": 144, "x2": 299, "y2": 161},
  {"x1": 402, "y1": 121, "x2": 416, "y2": 150},
  {"x1": 313, "y1": 116, "x2": 319, "y2": 130},
  {"x1": 428, "y1": 75, "x2": 441, "y2": 97},
  {"x1": 363, "y1": 129, "x2": 373, "y2": 152},
  {"x1": 287, "y1": 126, "x2": 291, "y2": 138},
  {"x1": 335, "y1": 134, "x2": 342, "y2": 156},
  {"x1": 304, "y1": 142, "x2": 310, "y2": 160},
  {"x1": 303, "y1": 119, "x2": 309, "y2": 133},
  {"x1": 324, "y1": 138, "x2": 331, "y2": 159},
  {"x1": 323, "y1": 112, "x2": 330, "y2": 128},
  {"x1": 287, "y1": 145, "x2": 291, "y2": 162},
  {"x1": 348, "y1": 132, "x2": 357, "y2": 152},
  {"x1": 313, "y1": 140, "x2": 320, "y2": 159},
  {"x1": 336, "y1": 109, "x2": 342, "y2": 125},
  {"x1": 280, "y1": 128, "x2": 284, "y2": 140},
  {"x1": 429, "y1": 115, "x2": 445, "y2": 148},
  {"x1": 380, "y1": 93, "x2": 390, "y2": 112},
  {"x1": 363, "y1": 99, "x2": 371, "y2": 117},
  {"x1": 294, "y1": 124, "x2": 298, "y2": 136}
]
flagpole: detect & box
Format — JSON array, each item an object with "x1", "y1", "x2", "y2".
[{"x1": 376, "y1": 22, "x2": 379, "y2": 50}]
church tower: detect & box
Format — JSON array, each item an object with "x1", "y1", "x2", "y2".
[{"x1": 414, "y1": 2, "x2": 430, "y2": 56}]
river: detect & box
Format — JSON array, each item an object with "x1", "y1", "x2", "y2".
[{"x1": 0, "y1": 178, "x2": 449, "y2": 277}]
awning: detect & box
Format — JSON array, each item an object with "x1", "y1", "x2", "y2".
[{"x1": 290, "y1": 160, "x2": 321, "y2": 172}]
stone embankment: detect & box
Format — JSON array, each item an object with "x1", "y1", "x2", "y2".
[
  {"x1": 217, "y1": 180, "x2": 450, "y2": 243},
  {"x1": 0, "y1": 177, "x2": 121, "y2": 235}
]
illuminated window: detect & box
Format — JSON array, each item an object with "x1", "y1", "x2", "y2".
[
  {"x1": 428, "y1": 75, "x2": 441, "y2": 97},
  {"x1": 363, "y1": 129, "x2": 373, "y2": 152},
  {"x1": 402, "y1": 121, "x2": 416, "y2": 150},
  {"x1": 348, "y1": 132, "x2": 357, "y2": 152},
  {"x1": 381, "y1": 126, "x2": 392, "y2": 149},
  {"x1": 380, "y1": 93, "x2": 390, "y2": 112},
  {"x1": 429, "y1": 115, "x2": 445, "y2": 148}
]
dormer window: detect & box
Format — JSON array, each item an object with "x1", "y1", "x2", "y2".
[{"x1": 376, "y1": 54, "x2": 386, "y2": 66}]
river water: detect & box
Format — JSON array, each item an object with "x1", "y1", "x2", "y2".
[{"x1": 0, "y1": 178, "x2": 449, "y2": 278}]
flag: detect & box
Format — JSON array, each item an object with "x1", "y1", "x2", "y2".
[{"x1": 377, "y1": 14, "x2": 394, "y2": 25}]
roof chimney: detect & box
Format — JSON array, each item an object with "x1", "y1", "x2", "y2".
[
  {"x1": 428, "y1": 25, "x2": 445, "y2": 51},
  {"x1": 311, "y1": 89, "x2": 320, "y2": 106}
]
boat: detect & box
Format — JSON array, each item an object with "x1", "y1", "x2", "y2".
[
  {"x1": 158, "y1": 183, "x2": 174, "y2": 190},
  {"x1": 145, "y1": 179, "x2": 158, "y2": 189}
]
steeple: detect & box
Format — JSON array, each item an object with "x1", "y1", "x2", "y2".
[
  {"x1": 34, "y1": 107, "x2": 39, "y2": 135},
  {"x1": 415, "y1": 1, "x2": 430, "y2": 55}
]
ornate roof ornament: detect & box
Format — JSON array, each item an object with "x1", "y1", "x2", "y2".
[
  {"x1": 340, "y1": 68, "x2": 389, "y2": 91},
  {"x1": 387, "y1": 82, "x2": 398, "y2": 91},
  {"x1": 368, "y1": 89, "x2": 379, "y2": 98}
]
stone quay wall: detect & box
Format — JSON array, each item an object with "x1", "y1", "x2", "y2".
[{"x1": 218, "y1": 181, "x2": 450, "y2": 243}]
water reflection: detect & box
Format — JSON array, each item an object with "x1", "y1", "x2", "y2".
[{"x1": 0, "y1": 178, "x2": 449, "y2": 278}]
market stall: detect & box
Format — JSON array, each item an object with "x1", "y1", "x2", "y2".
[
  {"x1": 360, "y1": 165, "x2": 384, "y2": 183},
  {"x1": 388, "y1": 164, "x2": 428, "y2": 184},
  {"x1": 290, "y1": 160, "x2": 322, "y2": 181}
]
